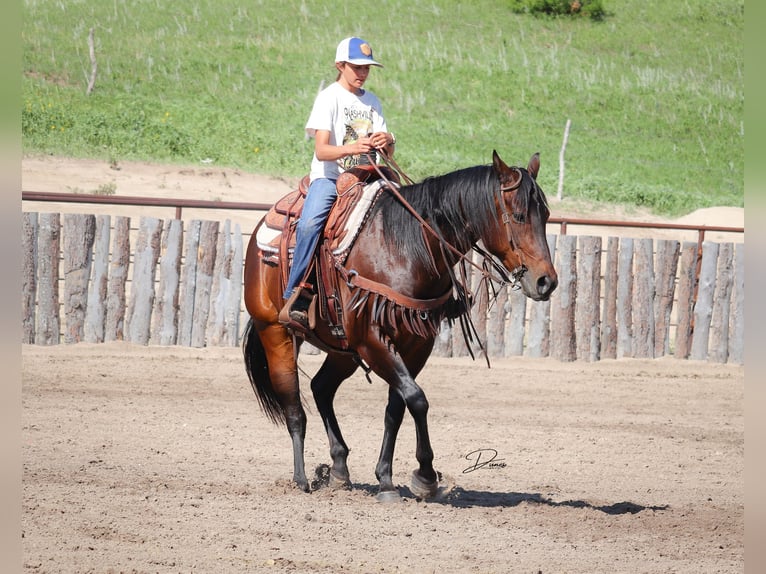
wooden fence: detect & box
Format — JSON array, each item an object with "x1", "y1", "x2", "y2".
[
  {"x1": 433, "y1": 234, "x2": 744, "y2": 364},
  {"x1": 21, "y1": 211, "x2": 744, "y2": 364},
  {"x1": 22, "y1": 212, "x2": 242, "y2": 348}
]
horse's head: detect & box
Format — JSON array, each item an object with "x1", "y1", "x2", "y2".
[{"x1": 485, "y1": 150, "x2": 558, "y2": 301}]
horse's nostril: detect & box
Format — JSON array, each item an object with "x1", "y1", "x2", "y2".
[{"x1": 537, "y1": 275, "x2": 557, "y2": 298}]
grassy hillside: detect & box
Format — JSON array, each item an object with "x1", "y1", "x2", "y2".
[{"x1": 22, "y1": 0, "x2": 743, "y2": 216}]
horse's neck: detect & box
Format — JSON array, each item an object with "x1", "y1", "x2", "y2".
[
  {"x1": 427, "y1": 217, "x2": 477, "y2": 264},
  {"x1": 420, "y1": 228, "x2": 474, "y2": 302}
]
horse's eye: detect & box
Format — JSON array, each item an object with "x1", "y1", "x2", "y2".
[{"x1": 512, "y1": 213, "x2": 526, "y2": 224}]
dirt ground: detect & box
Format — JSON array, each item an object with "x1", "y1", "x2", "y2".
[{"x1": 22, "y1": 343, "x2": 743, "y2": 573}]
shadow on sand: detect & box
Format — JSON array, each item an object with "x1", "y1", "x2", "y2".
[
  {"x1": 349, "y1": 482, "x2": 667, "y2": 514},
  {"x1": 427, "y1": 486, "x2": 668, "y2": 514},
  {"x1": 312, "y1": 465, "x2": 667, "y2": 515}
]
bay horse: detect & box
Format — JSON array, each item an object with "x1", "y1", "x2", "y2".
[{"x1": 242, "y1": 150, "x2": 557, "y2": 501}]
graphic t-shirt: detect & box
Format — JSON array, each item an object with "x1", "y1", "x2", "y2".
[{"x1": 305, "y1": 81, "x2": 387, "y2": 182}]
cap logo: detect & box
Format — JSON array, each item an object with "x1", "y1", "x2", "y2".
[{"x1": 360, "y1": 43, "x2": 372, "y2": 57}]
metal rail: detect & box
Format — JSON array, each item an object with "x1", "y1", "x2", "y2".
[
  {"x1": 21, "y1": 190, "x2": 274, "y2": 220},
  {"x1": 21, "y1": 190, "x2": 744, "y2": 243}
]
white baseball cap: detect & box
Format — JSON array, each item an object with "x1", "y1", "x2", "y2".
[{"x1": 335, "y1": 37, "x2": 383, "y2": 67}]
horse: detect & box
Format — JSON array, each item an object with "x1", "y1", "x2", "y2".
[{"x1": 242, "y1": 150, "x2": 557, "y2": 501}]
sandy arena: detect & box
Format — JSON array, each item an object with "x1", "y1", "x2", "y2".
[{"x1": 22, "y1": 343, "x2": 743, "y2": 573}]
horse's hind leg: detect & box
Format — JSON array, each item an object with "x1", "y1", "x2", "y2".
[
  {"x1": 310, "y1": 354, "x2": 359, "y2": 489},
  {"x1": 279, "y1": 373, "x2": 308, "y2": 491},
  {"x1": 259, "y1": 325, "x2": 310, "y2": 492}
]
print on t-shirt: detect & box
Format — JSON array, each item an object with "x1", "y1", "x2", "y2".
[{"x1": 340, "y1": 106, "x2": 375, "y2": 170}]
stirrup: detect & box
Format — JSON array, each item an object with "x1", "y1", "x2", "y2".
[{"x1": 278, "y1": 287, "x2": 312, "y2": 332}]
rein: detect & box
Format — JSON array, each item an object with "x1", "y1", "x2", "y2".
[{"x1": 369, "y1": 150, "x2": 469, "y2": 267}]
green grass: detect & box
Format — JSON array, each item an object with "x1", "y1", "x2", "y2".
[{"x1": 22, "y1": 0, "x2": 743, "y2": 216}]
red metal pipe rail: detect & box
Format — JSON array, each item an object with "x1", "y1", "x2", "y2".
[
  {"x1": 21, "y1": 190, "x2": 274, "y2": 220},
  {"x1": 21, "y1": 191, "x2": 744, "y2": 243}
]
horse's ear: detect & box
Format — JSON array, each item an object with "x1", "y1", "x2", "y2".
[
  {"x1": 492, "y1": 149, "x2": 507, "y2": 170},
  {"x1": 492, "y1": 150, "x2": 521, "y2": 189},
  {"x1": 528, "y1": 153, "x2": 540, "y2": 180}
]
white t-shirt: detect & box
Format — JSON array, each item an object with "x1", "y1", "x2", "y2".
[{"x1": 305, "y1": 81, "x2": 388, "y2": 182}]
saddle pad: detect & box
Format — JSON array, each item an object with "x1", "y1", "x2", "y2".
[
  {"x1": 255, "y1": 224, "x2": 282, "y2": 252},
  {"x1": 256, "y1": 178, "x2": 391, "y2": 256},
  {"x1": 333, "y1": 178, "x2": 390, "y2": 254}
]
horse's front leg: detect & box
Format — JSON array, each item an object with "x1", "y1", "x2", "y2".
[
  {"x1": 374, "y1": 386, "x2": 406, "y2": 502},
  {"x1": 364, "y1": 344, "x2": 440, "y2": 501},
  {"x1": 398, "y1": 375, "x2": 440, "y2": 499}
]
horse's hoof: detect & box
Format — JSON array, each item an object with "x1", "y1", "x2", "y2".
[
  {"x1": 410, "y1": 470, "x2": 439, "y2": 499},
  {"x1": 329, "y1": 470, "x2": 352, "y2": 491},
  {"x1": 376, "y1": 489, "x2": 402, "y2": 503}
]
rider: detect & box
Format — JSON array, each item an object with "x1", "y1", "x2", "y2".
[{"x1": 279, "y1": 36, "x2": 396, "y2": 329}]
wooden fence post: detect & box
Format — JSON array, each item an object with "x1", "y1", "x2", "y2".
[
  {"x1": 451, "y1": 263, "x2": 470, "y2": 358},
  {"x1": 432, "y1": 318, "x2": 453, "y2": 357},
  {"x1": 224, "y1": 223, "x2": 244, "y2": 346},
  {"x1": 526, "y1": 234, "x2": 556, "y2": 358},
  {"x1": 728, "y1": 243, "x2": 744, "y2": 365},
  {"x1": 22, "y1": 212, "x2": 38, "y2": 344},
  {"x1": 674, "y1": 242, "x2": 698, "y2": 359},
  {"x1": 616, "y1": 237, "x2": 634, "y2": 358},
  {"x1": 469, "y1": 250, "x2": 489, "y2": 357},
  {"x1": 486, "y1": 280, "x2": 507, "y2": 358},
  {"x1": 152, "y1": 219, "x2": 184, "y2": 345},
  {"x1": 36, "y1": 213, "x2": 61, "y2": 345},
  {"x1": 600, "y1": 236, "x2": 619, "y2": 359},
  {"x1": 105, "y1": 216, "x2": 130, "y2": 341},
  {"x1": 207, "y1": 220, "x2": 244, "y2": 346},
  {"x1": 126, "y1": 217, "x2": 163, "y2": 345},
  {"x1": 550, "y1": 234, "x2": 576, "y2": 361},
  {"x1": 206, "y1": 219, "x2": 229, "y2": 346},
  {"x1": 690, "y1": 242, "x2": 719, "y2": 361},
  {"x1": 62, "y1": 214, "x2": 96, "y2": 344},
  {"x1": 575, "y1": 236, "x2": 601, "y2": 362},
  {"x1": 504, "y1": 287, "x2": 527, "y2": 357},
  {"x1": 178, "y1": 219, "x2": 201, "y2": 347},
  {"x1": 84, "y1": 215, "x2": 111, "y2": 343},
  {"x1": 708, "y1": 243, "x2": 734, "y2": 363},
  {"x1": 190, "y1": 220, "x2": 219, "y2": 347},
  {"x1": 654, "y1": 239, "x2": 680, "y2": 357},
  {"x1": 632, "y1": 238, "x2": 655, "y2": 358}
]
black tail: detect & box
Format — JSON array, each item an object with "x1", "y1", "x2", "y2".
[{"x1": 242, "y1": 318, "x2": 287, "y2": 425}]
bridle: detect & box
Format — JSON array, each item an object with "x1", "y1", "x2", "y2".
[{"x1": 498, "y1": 169, "x2": 530, "y2": 288}]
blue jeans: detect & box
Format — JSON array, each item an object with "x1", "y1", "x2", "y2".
[{"x1": 283, "y1": 177, "x2": 337, "y2": 299}]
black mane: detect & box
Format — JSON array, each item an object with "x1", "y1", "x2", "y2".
[{"x1": 370, "y1": 164, "x2": 541, "y2": 272}]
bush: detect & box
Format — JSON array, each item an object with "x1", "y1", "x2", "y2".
[{"x1": 509, "y1": 0, "x2": 606, "y2": 21}]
